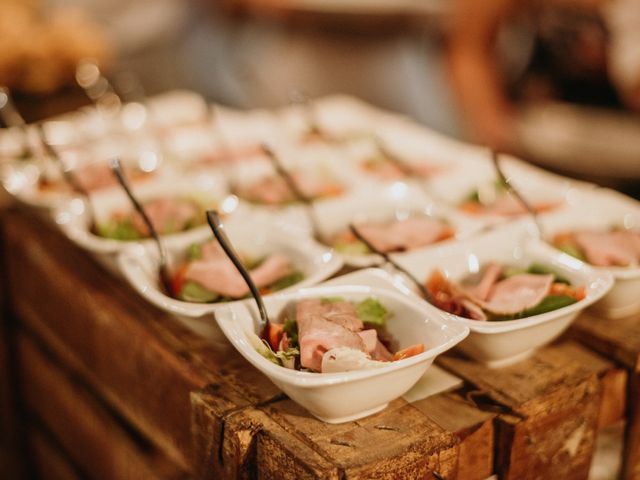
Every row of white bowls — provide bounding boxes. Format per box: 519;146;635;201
46;171;637;422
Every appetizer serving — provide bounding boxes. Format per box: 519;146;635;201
171;239;304;303
426;262;585;321
235;173;344;206
96;196;210;240
359;153;440;181
459;179;558;217
552;228;640;267
330;216;455;255
253;296;425;373
39;161;152;194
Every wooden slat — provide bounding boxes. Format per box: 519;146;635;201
624;372;640;480
413;392;495;480
192;390;474;479
438;342;602;480
28;425;84;480
17;330;189;480
3;209;279;470
571;311;640;372
261;397;459;479
571;311;640;478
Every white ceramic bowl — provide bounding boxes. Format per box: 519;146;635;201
53;170;232;271
392;220;614;367
428;153;594;223
215;283;469;423
540;187;640;318
312;182;486;267
117;214;343;319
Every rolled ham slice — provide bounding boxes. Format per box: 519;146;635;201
131;197;199;236
462;263;502;301
296;299;367;371
184;253;293;298
354;217;452;253
296;299;363;332
239;173;343;205
574;230;640;267
476;273;554;315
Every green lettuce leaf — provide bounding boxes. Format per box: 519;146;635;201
356;297;389;326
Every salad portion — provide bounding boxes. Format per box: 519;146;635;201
552;228;640;267
254;297;425;373
426;262;585;321
39;161;152;194
172;239;304;303
459;179;558;217
235;173;344;206
359;153;439;181
97;196;210;240
331;216;455;255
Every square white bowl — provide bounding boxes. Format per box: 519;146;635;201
540;187;640;318
312;181;487;267
214;282;469;423
52;170;232;271
391;220;614;367
117;213;344;319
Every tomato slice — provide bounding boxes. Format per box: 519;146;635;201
268;323;284;351
393;344;425;361
171;263;190;297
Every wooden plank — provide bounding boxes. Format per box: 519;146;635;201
413;392;495;480
259;398;459;479
570;311;640;478
3;209;279;470
28;425;84;480
624;372;640;480
438;341;602;480
17;330;189;480
571;311;640;372
193;390;472;480
0;210;26;480
556;341;627;428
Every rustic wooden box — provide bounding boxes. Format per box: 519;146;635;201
1;207;635;479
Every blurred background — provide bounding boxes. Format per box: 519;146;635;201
1;0;638;193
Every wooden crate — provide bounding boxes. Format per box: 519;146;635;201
571;311;640;479
1;207;635;479
16;330;188;479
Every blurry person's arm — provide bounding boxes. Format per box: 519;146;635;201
447;0;519;152
605;0;640;111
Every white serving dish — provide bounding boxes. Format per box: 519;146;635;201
392;220;614;367
215;283;469;423
313;181;486;267
428;152;594;224
53;170;232;271
117;213;343;319
540;187;640;318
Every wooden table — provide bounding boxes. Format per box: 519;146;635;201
1;206;638;479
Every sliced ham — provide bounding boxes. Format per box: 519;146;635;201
296;299;367;371
357;329;378;353
574;230;640;267
239;173;343;205
131;197;199;236
427;268;555;319
250;254;293;289
238;176;294;205
370;339;394;361
462;263;502;301
183;253;293;298
295;299;363;332
465;192;560;217
353;217;453;253
477;273;554;315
